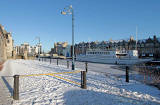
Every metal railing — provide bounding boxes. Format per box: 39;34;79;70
13;70;87;100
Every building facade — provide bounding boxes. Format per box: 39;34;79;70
75;35;160;59
15;43;42;57
0;24;14;61
50;42;71;57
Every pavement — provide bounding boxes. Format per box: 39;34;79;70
0;77;13;105
0;61;13;105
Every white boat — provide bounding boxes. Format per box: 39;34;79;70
76;49;152;65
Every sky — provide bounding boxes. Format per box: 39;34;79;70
0;0;160;52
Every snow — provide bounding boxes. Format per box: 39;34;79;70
1;59;160;105
0;61;13;104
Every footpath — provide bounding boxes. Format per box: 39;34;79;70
0;61;13;105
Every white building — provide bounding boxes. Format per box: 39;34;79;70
15;43;42;56
62;45;71;57
50;42;71;57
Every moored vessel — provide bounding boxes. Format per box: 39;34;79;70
76;49;152;65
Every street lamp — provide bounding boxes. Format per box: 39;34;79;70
61;5;75;70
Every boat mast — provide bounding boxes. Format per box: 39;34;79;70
88;38;90;50
136;26;138;50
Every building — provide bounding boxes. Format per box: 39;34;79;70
0;24;14;61
15;43;42;57
138;36;160;59
6;32;13;58
50;42;71;57
75;35;160;59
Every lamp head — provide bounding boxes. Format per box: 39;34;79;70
69;5;72;9
61;11;66;15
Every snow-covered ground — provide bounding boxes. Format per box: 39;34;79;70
1;59;160;105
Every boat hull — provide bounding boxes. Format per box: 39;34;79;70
76;55;152;65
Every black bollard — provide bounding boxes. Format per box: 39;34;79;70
57;59;59;65
81;71;87;89
85;62;88;72
67;61;69;69
126;66;129;82
13;75;19;100
50;58;51;64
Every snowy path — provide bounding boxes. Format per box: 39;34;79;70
3;60;160;105
0;61;13;105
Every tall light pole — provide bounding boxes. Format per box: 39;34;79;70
61;5;75;70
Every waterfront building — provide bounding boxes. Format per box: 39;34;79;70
138;36;160;59
75;35;160;59
50;42;71;57
0;24;14;61
5;32;13;58
15;43;42;56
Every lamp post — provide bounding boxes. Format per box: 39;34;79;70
61;5;75;70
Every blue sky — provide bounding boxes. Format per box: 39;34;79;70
0;0;160;51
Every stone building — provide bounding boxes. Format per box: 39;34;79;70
75;35;160;59
15;43;41;57
50;42;71;57
6;32;13;58
0;24;13;61
138;36;160;59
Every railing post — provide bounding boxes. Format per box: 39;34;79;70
13;75;19;100
67;61;69;69
81;71;87;89
85;62;88;72
57;59;59;65
50;58;51;64
126;66;129;82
